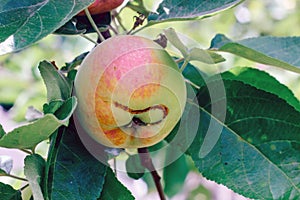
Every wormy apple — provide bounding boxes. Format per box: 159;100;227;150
74;35;186;148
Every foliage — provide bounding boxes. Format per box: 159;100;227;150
0;0;300;199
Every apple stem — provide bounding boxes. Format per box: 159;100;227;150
84;8;105;42
138;147;166;200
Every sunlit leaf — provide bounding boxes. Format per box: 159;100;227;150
24;154;46;200
164;28;225;64
148;0;243;22
0;97;77;149
38;61;72;102
0;0;94;54
210;34;300;73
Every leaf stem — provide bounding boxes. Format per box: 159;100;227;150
6;174;28;182
84;9;105;42
80;34;98;45
109;25;118;35
185;79;200;89
20;183;29;191
180;59;189;72
175;57;185;63
138;147;165;200
112;10;127;32
20;149;32;154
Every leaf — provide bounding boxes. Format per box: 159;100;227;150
0;0;94;54
0;182;22;200
126;154;145;180
46;119;107;200
55;12;111;35
0;155;13;174
0;124;5;138
222;67;300;112
148;0;243;22
164;28;188;57
0;169;7;176
0;114;64;149
186;75;300;199
24;154;46;200
38;61;72;102
53;20;86;35
43;100;64;115
210;34;300;73
164;28;225;64
99;168;134;200
52;96;77;121
61;52;88;72
189;47;225;64
0;97;76;149
125;0;150;16
163;152;188;197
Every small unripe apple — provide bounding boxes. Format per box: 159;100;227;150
77;0;124;16
74;35;186;148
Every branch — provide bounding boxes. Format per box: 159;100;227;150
138;147;166;200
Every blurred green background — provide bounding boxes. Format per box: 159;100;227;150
0;0;299;199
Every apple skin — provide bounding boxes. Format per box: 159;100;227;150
77;0;124;16
74;35;186;148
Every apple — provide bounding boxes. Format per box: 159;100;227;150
74;35;187;148
77;0;124;16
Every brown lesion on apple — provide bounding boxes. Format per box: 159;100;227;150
114;102;169;126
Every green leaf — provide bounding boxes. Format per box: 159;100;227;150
61;52;88;73
164;28;225;64
0;0;94;54
0;97;76;149
24;154;46;200
222;67;300;112
0;169;7;176
53;20;86;35
0;124;5;138
52;96;77;122
164;28;188;57
189;47;225;64
0;182;22;200
210;34;300;73
38;61;72;102
125;0;150;16
55;12;111;35
99;168;134;200
148;0;243;22
126;154;145;180
0;114;64;149
43;100;64;115
163;152;188;197
46;120;107;200
187;75;300;199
